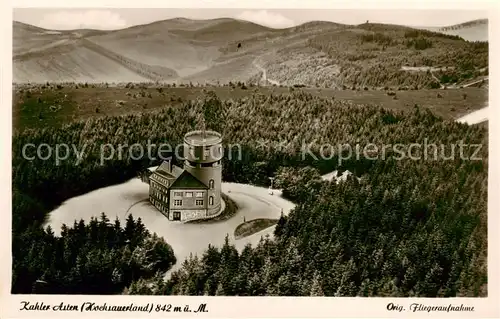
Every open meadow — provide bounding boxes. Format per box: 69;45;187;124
13;83;488;131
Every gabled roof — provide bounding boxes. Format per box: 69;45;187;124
169;170;208;189
171;165;184;177
154;169;177;179
152;161;183;180
157;161;172;173
149;160;208;190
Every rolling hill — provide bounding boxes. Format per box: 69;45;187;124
436;19;488;42
13;18;488;88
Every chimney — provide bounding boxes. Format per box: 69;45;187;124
165;156;172;172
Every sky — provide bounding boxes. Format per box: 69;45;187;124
13;8;488;30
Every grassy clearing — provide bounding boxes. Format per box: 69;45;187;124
13;84;487;131
234;218;279;240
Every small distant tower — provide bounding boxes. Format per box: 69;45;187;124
183;130;223;217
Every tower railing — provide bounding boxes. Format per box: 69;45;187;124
184;130;222;146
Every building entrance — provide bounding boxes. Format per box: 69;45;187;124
173;211;181;221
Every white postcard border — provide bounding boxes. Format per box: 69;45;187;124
1;1;499;318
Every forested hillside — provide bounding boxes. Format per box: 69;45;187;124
12;92;487;296
262;24;488;88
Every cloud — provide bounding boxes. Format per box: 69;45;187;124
236;10;295;29
38;10;127;30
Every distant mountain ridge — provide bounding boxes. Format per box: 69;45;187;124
12;18;488;85
438;19;488;31
420;18;488;42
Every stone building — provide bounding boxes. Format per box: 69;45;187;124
147;130;223;222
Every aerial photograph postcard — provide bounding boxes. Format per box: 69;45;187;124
2;3;498;318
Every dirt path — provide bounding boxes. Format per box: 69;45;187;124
400;65;488;90
437;76;488;90
430;71;445;89
252;56;280;86
462;77;488;88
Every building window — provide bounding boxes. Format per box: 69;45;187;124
196;200;204;206
174;191;183;197
173;211;181;221
185;192;193;198
196;192;204;198
174;199;182;206
209;179;214;189
209;196;214;205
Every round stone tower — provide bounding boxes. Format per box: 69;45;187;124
183;130;223;216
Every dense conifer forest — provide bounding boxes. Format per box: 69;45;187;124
12;91;487;296
14;214;176;294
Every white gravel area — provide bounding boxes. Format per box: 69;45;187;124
321;170;356;183
45;178;295;278
456;106;488;125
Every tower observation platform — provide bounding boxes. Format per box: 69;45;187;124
183;130;223;217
